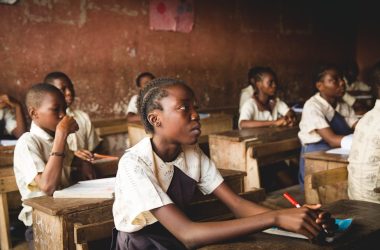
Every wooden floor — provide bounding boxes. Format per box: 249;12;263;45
9;185;304;250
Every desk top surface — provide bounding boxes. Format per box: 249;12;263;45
304;151;349;163
209;126;299;142
23;169;245;216
200;199;380;250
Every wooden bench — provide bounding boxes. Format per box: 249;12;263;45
303;151;348;204
210;127;301;191
309;167;348;204
74;219;114;250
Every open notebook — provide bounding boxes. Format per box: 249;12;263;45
53;177;115;198
263;218;353;243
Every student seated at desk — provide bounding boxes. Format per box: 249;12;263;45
0;93;26;139
111;78;335;250
239;66;263;112
348;60;380;204
238;67;296;129
44;72;102;172
342;62;373;116
13;83;95;248
126;71;155;122
298;65;358;186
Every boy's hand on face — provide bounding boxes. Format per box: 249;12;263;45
75;149;95;162
56;115;79;136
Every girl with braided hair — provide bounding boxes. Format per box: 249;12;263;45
111;77;335;250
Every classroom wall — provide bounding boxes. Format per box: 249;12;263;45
356;1;380;82
0;0;358;119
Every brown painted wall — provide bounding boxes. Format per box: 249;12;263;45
0;0;357;120
356;1;380;82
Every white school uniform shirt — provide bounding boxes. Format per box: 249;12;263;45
126;94;139;114
238;97;290;129
13;122;74;226
298;93;358;145
113;137;224;233
239;85;254;112
0;107;17;136
66;107;101;152
347;100;380;203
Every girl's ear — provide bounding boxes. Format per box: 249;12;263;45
147;111;161;128
28;107;37;120
316;81;323;92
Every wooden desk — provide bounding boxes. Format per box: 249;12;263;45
0;145;17;250
209;126;301;191
24;169;263;250
200;199;380;250
127;113;234;147
304;151;349;204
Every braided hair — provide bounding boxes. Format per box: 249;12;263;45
251;67;277;92
137;77;188;133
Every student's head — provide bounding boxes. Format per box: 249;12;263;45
369;60;380;98
44;71;75;107
135;72;155;89
248;66;265;86
251;67;277;97
314;65;345;99
137;77;200;145
26;83;67;134
343;62;359;84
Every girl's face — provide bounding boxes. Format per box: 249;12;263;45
154;84;201;145
256;73;277;96
51;78;75;107
31;92;67;134
316;69;345;98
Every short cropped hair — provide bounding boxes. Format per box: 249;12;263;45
25;83;64;109
135;72;155;87
137;77;193;133
312;64;343;84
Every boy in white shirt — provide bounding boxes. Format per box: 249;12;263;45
13;83;79;248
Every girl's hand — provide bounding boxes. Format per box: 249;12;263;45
274;117;288;127
273;205;323;240
75;149;95;162
304;205;337;234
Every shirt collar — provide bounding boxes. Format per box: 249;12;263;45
66;107;74;116
30;122;54;141
315;92;344;110
374;99;380;110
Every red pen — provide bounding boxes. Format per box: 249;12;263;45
283;192;301;208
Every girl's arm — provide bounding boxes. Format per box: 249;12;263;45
239;118;287;129
315;127;344;148
151;183;325;249
34;116;78;195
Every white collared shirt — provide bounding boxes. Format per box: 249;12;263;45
348;100;380;203
126;94;139;114
239;85;254;112
66;108;101;151
13;122;74;226
298;93;358;145
238;97;290;129
0;107;17;136
113;137;224;232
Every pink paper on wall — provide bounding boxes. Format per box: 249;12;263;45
150;0;194;33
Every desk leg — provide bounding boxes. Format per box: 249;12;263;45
0;193;11;250
245;147;261;191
